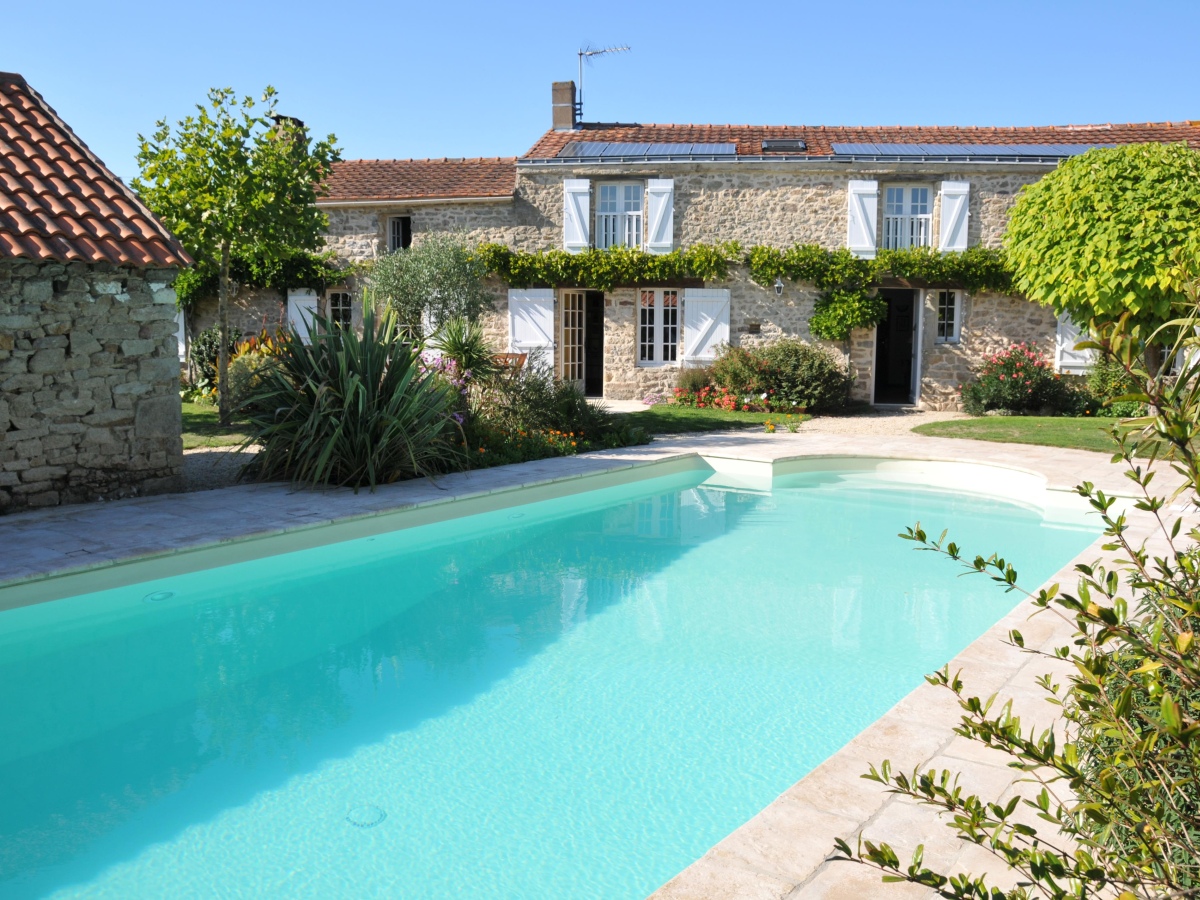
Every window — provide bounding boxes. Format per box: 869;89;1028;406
596;183;643;249
936;290;961;343
388;216;412;252
328;291;353;329
882;185;932;249
638;289;679;365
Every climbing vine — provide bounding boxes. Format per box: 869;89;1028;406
475;243;1013;341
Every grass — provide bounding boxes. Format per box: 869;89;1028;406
912;415;1121;453
181;401;254;450
615;404;810;434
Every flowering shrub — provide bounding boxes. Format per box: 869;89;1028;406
700;339;851;413
671;385;785;412
961;342;1083;416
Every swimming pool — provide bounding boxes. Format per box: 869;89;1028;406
0;460;1098;898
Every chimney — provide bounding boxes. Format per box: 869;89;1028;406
552;81;577;131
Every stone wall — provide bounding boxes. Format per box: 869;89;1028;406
192;287;288;340
319;162;1056;405
0;259;184;512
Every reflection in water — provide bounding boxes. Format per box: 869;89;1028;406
0;472;1097;898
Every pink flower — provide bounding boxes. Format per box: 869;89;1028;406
998;374;1005;380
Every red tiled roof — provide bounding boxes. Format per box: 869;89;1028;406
524;121;1200;158
322;157;516;203
0;72;190;267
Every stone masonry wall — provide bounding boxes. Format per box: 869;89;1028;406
318;162;1054;404
0;259;184;512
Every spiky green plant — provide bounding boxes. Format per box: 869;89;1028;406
241;308;463;489
430;316;499;383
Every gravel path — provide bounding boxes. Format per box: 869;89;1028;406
799;407;968;434
182;447;258;493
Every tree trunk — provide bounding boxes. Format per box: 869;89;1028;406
217;242;232;426
1145;342;1166;379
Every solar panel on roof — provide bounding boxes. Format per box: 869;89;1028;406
830;142;1113;157
557;141;737;158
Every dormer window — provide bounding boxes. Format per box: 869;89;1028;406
595;183;643;249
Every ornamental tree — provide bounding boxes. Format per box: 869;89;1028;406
370;233;493;338
1005;142;1200;373
134;87;339;423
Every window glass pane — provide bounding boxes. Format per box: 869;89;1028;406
639;290;655;362
598;184;618;213
661;290;678;362
329;292;352;329
937;290;956;340
623;184;643;213
885;187;904;216
911;188;930;215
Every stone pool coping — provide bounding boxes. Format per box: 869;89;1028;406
0;432;1185;897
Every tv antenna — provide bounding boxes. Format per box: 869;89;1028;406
577;44;630;123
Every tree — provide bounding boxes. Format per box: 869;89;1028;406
369;232;493;338
1005;142;1200;374
134;87;339;423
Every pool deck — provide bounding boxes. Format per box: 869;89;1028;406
0;431;1188;897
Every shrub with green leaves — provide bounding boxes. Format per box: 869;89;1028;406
961;343;1080;416
676;365;712;394
370;233;492;337
708;338;852;413
191;324;242;388
240;308;462;489
430;316;498;383
836;304;1200;896
1087;354;1145;418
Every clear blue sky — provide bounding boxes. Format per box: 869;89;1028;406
6;0;1198;178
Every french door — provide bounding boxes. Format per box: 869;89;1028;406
561;290;586;387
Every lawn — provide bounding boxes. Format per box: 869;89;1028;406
615;404;808;434
181;401;254;450
912;416;1122;453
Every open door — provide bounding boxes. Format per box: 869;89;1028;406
584;292;604;397
873;289;917;404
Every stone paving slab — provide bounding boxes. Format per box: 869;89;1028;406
0;431;1184;897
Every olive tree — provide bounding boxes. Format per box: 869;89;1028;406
134;87;339;423
1005;142;1200;374
369;232;493;338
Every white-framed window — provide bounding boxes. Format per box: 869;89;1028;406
935;290;962;343
596;183;643;249
883;185;932;250
328;291;353;329
388;216;412;252
638;288;679;365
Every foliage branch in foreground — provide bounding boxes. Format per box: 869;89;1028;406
476;243;1012;341
834;298;1200;896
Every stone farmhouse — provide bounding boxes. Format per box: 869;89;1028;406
242;82;1198;406
0;73;189;512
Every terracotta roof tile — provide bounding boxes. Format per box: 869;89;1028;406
523;121;1200;158
322;157;516;203
0;71;190;267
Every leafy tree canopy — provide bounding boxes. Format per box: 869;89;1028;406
133;86;339;421
370;232;493;337
1005;142;1200;345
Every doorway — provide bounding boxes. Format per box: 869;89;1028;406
560;290;605;397
873;289;917;404
584;292;604;397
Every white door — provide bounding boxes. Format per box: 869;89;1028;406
287;289;319;345
560;290;585;387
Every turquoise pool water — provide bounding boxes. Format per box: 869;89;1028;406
0;469;1098;899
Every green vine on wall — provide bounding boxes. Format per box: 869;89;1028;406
175;249;349;309
475;243;1013;341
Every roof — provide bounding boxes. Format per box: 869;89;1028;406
0;72;190;267
524;121;1200;161
321;157;516;203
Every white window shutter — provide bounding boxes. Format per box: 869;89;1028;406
682;288;730;365
846;180;878;259
287;289;319;345
562;179;590;253
1055;313;1095;374
938;181;970;252
644;179;675;254
508;288;556;370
